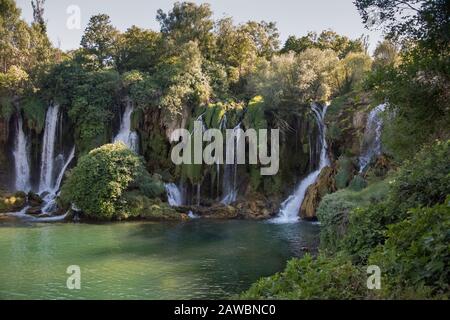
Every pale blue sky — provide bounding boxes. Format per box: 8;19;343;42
17;0;384;53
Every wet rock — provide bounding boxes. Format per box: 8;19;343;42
27;192;43;207
0;192;27;213
26;206;42;215
300;166;336;220
234;192;279;220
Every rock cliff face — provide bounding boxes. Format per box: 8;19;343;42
300;166;336;220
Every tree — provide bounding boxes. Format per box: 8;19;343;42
281;30;365;58
281;33;316;54
215;18;258;83
354;0;449;50
115;26;162;72
372;39;399;68
157;41;211;117
157;2;214;56
249;48;340;106
333;52;372;93
80;14;119;67
242;21;280;59
0;0;31;73
31;0;46;33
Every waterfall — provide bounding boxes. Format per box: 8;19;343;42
359;103;386;173
53;147;75;193
221;122;242;205
272;103;330;224
39;104;60;193
216;114;227;196
41;146;76;214
165;183;183;206
114;102;139;153
13;115;31;191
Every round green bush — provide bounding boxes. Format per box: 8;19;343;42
61;142;164;220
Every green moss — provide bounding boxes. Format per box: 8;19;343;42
22;96;47;134
244;96;267;131
119;191;183;221
0;96;14;120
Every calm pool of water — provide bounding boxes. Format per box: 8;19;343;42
0;219;319;299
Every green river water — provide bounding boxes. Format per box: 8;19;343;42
0;218;319;299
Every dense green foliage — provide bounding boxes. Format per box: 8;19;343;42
240;1;449;299
1;0;448;300
369;199;450;297
61;143;164;220
240;253;369;299
243;140;450;299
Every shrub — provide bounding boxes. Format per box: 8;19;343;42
317;193;354;252
61;142;164;220
369;198;450;298
317;180;389;253
348;175;367;191
334;156;354;189
342;203;392;264
240;253;370;300
388;140;450;212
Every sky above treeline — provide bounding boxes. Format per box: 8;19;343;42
17;0;384;53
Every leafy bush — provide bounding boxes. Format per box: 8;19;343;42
389;140;450;213
318;180;389;253
342;203;392;264
348;175;367;191
61;142;164;220
334;156;354;189
369;199;450;298
240;253;369;300
317;193;354;252
341;140;450;264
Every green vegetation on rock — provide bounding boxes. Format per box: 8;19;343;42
60;142;165;220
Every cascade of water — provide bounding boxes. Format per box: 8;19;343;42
13;115;31;191
216;114;227;196
165;183;183;206
272;103;330;224
196;183;201;206
41;146;76;214
114;102;139;153
39;104;60;193
53;147;75;193
221;122;242;204
359;103;386;173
